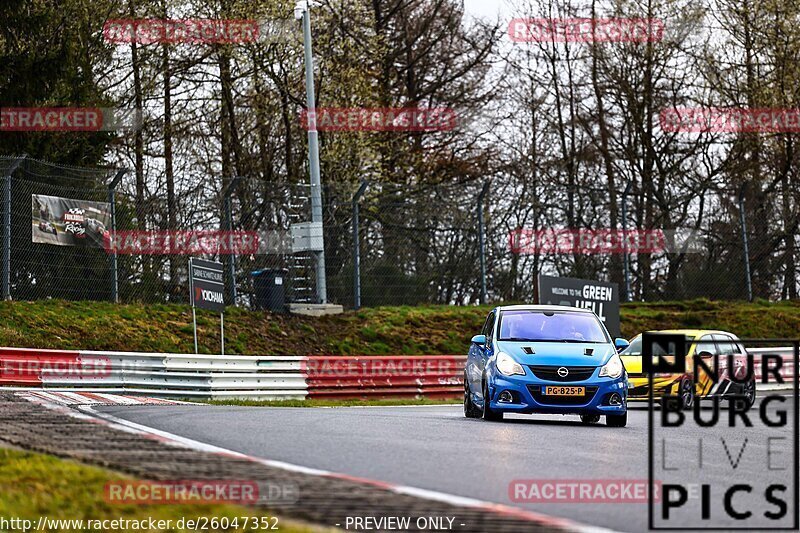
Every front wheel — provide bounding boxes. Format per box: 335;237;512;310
606;412;627;427
482;380;504;422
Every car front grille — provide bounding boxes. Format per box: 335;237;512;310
528;365;596;382
527;385;599;405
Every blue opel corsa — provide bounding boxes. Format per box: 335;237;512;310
464;305;629;427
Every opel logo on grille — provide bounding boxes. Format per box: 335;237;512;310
557;367;569;378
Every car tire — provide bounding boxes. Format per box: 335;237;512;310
463;374;481;419
679;377;694;410
482;380;504;422
728;378;757;409
743;378;756;408
580;414;600;424
606;412;627;427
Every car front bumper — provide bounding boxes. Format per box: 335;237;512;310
487;372;628;415
626;375;683;401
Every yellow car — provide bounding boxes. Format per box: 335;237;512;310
620;329;756;408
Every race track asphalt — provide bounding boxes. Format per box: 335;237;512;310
98;396;798;533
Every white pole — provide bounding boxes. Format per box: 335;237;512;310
190;258;198;354
298;1;326;303
192;307;198;354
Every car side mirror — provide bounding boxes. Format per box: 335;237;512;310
698;351;714;359
471;334;486;346
614;338;630;352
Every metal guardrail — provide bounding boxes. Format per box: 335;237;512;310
747;347;796;387
0;348;465;400
0;347;793;401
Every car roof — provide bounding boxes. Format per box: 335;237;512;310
495;304;595;314
632;329;734;338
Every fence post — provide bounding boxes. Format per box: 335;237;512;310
477;182;490;304
621;181;633;302
2;155;26;301
738;184;753;302
352;180;369;310
222;176;242;306
107;169;127;303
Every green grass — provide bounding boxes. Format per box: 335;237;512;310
202;398;461;408
0;298;798;356
0;448;315;532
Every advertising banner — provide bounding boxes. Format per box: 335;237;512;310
31;194;111;247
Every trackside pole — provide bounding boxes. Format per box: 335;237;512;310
2;155;26;301
299;1;327;304
220;312;225;355
477;182;489;304
738;184;753;302
621;181;633;302
192;307;198;354
108;169;127;303
190;257;198;354
352;180;368;310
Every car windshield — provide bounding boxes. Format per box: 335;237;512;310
621;335;641;355
497;310;609;343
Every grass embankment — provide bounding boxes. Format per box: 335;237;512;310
0;448;316;532
0;299;798;356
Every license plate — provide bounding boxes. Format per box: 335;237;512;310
544;386;585;396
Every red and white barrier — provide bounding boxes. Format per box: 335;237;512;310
0;347;466;400
304;356;464;399
1;347;794;400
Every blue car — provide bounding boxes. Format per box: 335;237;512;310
464;305;630;427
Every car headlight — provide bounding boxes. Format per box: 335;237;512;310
496;352;525;376
599;353;624;379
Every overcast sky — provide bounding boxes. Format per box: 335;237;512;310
463;0;509;24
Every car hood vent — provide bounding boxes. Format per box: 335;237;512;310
584;348;594;356
522;346;535;355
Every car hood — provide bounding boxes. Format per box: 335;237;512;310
620;353;682;375
620;353;642;374
496;340;616;367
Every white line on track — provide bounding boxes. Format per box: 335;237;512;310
78;404;619;533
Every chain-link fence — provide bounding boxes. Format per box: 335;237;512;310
1;156;793;308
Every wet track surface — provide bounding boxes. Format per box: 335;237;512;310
99;396;798;532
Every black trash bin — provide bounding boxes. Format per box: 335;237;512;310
252;269;288;312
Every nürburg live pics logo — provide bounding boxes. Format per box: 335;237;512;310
645;332;799;530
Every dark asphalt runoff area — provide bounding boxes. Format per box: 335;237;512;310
98;394;798;533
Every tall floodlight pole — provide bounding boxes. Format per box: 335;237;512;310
621;181;633;302
296;0;326;303
738;184;753;302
